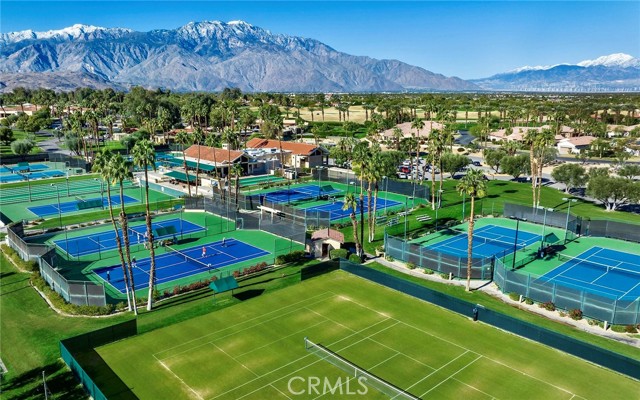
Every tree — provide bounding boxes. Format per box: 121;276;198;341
10;139;34;159
618;164;640;180
587;175;639;212
456;169;487;291
551;163;587;193
132;139;158;311
484;148;507;173
500;154;531;180
231;163;243;207
109;154;137;314
174;131;192;196
0;127;14;145
93;149;133;312
193;128;205;196
501;140;519;156
342;193;362;257
441;153;470;178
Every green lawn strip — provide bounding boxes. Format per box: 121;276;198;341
365;261;639;359
26;191;182;229
0;251;132;399
97;270;638;399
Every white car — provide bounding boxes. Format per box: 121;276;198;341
397;172;408;179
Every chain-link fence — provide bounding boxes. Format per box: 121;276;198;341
324;168;430;200
39;249;107;306
583;219;640;243
384;232;494;280
493;257;639;325
504;203;581;243
60;319;137;400
6;221;51;261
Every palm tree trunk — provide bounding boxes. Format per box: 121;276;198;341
144;168;157;311
431;166;436;210
195;145;201;196
351;213;361;256
466;196;475;292
107;185;132;310
181;151;192;197
371;183;379;242
366;181;373;242
119;183;137;315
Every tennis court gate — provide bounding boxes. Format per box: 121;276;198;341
493;257;639;325
323;168;430;199
38;249;107;306
384;232;494;280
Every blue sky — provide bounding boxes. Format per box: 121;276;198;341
1;1;638;79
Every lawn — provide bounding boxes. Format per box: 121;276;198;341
97;270;638;399
0;251;133;399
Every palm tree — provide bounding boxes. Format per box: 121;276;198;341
174;131;192;196
456;169;487;292
534;128;556;207
193;127;205;196
427;129;444;210
132;139;158;311
366;147;384;242
93;150;133;311
231;163;243;207
411;118;425;196
205;134;223;196
109;154;138;314
342;193;362;257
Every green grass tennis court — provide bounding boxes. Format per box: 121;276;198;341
96;271;637;399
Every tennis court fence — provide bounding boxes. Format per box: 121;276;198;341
60;319;137;400
493;257;640;325
384;232;494;280
323;167;430;199
6;221;51;261
39;249;107;306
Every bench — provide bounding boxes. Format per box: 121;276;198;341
397;211;412;217
416;215;432;222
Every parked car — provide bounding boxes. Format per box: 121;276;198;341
397;172;408;179
472;161;482;166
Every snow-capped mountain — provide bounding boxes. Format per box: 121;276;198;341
0;21;478;92
472;53;640;92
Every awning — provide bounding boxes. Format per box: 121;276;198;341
165;170;197;183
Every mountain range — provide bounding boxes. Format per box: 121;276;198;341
0;21;477;93
0;21;638;93
471;53;640;92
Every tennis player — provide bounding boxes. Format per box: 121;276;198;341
202;246;207;258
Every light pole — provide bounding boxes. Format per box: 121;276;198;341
510;216;526;270
382;176;388;214
26;175;32;201
536;206;553;253
562;197;577;243
51;184;62;229
65;170;70;196
94;178;104;209
403;196;414;241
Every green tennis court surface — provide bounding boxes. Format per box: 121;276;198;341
97;271;635;399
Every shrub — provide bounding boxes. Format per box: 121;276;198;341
440;273;449;280
423;268;434;275
385;255;394;262
558;311;566;318
30;272;115;315
1;244;38;272
348;254;362;264
624;325;638;333
329;248;349;260
406;262;417;270
540;301;555;311
569;309;583;320
524;298;534;305
275;250;306;265
508;292;520;301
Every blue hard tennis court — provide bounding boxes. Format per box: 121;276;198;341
261;184;342;204
94;238;270;293
425;225;541;259
54;218;205;257
28;195;137;217
300;197;402;221
538;247;640;300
